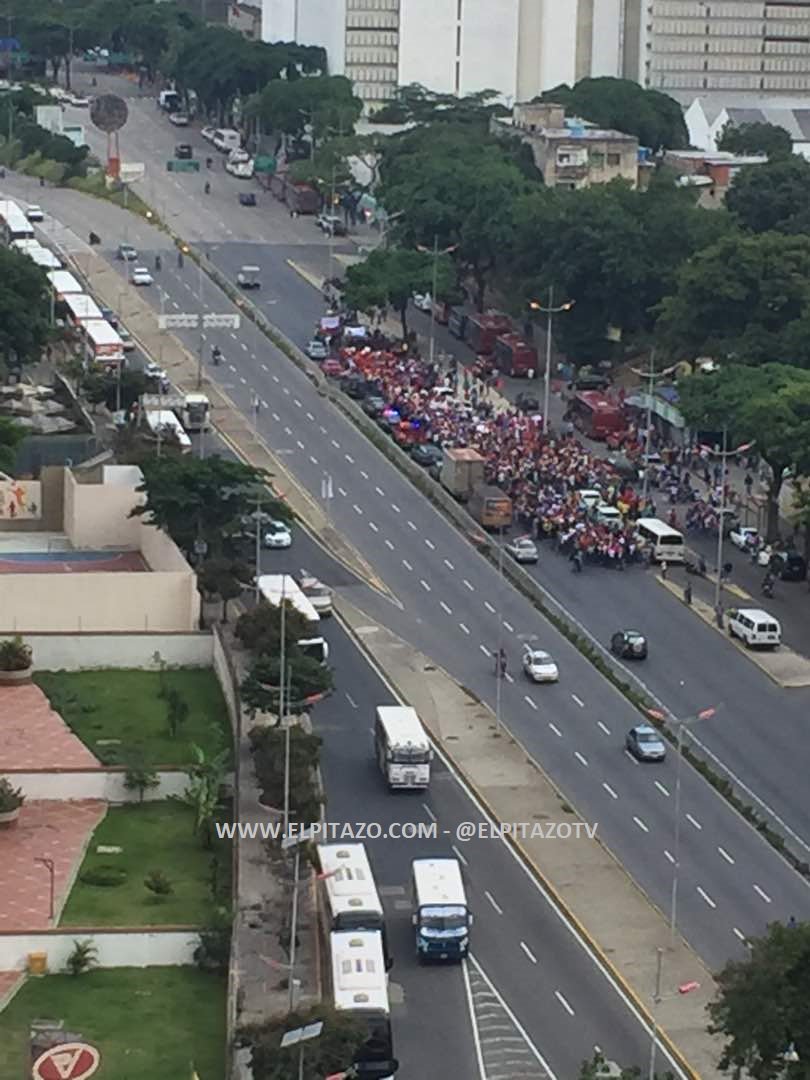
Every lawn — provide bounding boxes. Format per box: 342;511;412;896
0;967;225;1080
34;668;232;767
60;802;231;928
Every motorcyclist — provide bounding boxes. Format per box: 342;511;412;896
154;253;162;271
211;345;222;366
762;571;775;597
204;181;211;195
206;157;213;169
495;647;507;677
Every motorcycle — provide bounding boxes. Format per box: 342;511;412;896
762;576;775;599
88;232;101;245
685;556;707;576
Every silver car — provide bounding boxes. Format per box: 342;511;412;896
522;647;559;683
625;724;666;762
306;339;329;360
506;536;538;563
263;520;292;549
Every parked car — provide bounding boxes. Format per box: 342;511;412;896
306;339;329;360
168;112;190;126
299;571;333;615
505;536;539;564
116;243;138;261
25;204;44;222
238;192;256;207
263;520;292;549
412;292;432;312
118;327;135;352
625;724;666;762
175;143;193;159
770;550;807;582
515;391;540;414
522;647;559;683
131;266;153;286
729;525;758;551
611;629;648;660
68;95;89;107
410;443;443;467
317;213;346;236
201;126;216;142
237;265;261;289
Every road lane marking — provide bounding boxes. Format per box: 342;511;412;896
241;342;247;351
480;645;491;657
602;782;618;799
504;672;514;683
320;426;327;434
296;440;305;450
261;363;269;372
305;411;314;420
345;453;354;463
524;695;537;710
459;623;470;634
422;803;436;822
293;398;301;407
425;538;436;550
402;559;413;571
574;751;588;767
272;374;279;382
239;375;247;384
420;579;431;592
520;942;537;964
440;601;452;614
284;427;292;435
686;813;702;830
384;539;394;550
664;850;675;864
452;845;468;866
375;486;385;496
407;520;417;531
484;601;496;613
633;816;649;833
697;887;716;909
391;503;401;513
503;620;514;632
345;693;358;709
271;412;280;422
463;579;475;590
261;400;269;409
444;559;455;570
331;439;340;448
360;470;369;480
337;487;347;497
753;884;772;903
353;504;363;515
718;846;735;865
309;455;317;465
624;750;639;765
228;363;237;373
597;721;611;736
283;386;290;394
733;927;747;944
368;522;379;532
654;781;670;798
548;722;562;738
554;991;575;1017
571;694;585;708
484;891;503;915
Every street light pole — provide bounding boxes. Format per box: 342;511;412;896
529;290;575;436
714;425;728;612
495;526;505;732
647;947;664;1080
288;841;300;1012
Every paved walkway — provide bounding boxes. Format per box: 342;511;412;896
337;595;725;1080
0;799;107;930
1;685;100;770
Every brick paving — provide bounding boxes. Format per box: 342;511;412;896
0;971;24;1006
0;800;107;930
0;685;100;770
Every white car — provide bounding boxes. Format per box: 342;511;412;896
201;126;216;142
578;488;601;510
263;520;292;549
26;205;44;222
131;266;153;286
413;292;432;312
300;571;333;615
306;339;329;360
169;112;190;126
505;536;538;563
68;95;90;107
730;525;758;551
522;647;559;683
595;504;622;528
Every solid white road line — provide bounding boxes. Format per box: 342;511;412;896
602;782;618;800
554;991;575;1017
697;886;716;909
753;884;772;903
574;751;588;767
633;816;649;833
459;623;470;635
718;846;735;865
520;942;537;964
484;891;503;915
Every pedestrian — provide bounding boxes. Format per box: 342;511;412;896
661;559;668;580
177;249;184;268
684;581;692;606
154;253;162;271
788;915;798;929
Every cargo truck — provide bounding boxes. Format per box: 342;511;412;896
464;312;512;355
494;333;538;378
467;485;513;530
440;447;486;504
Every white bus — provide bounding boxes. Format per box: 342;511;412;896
329;931;395;1076
0;200;35;244
411;858;472;963
144;410;192;453
258;574;328;664
317;843;385;938
374;706;432;791
635;517;685;563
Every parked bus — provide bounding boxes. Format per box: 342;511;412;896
318;844;385;937
82;319;125;369
47;269;83;297
570;390;624;441
635;517;685;563
25;245;61;270
64;294;104;325
328;931;395;1078
411;858;472;963
143;410;192;453
0;200;35;244
374;706;432;791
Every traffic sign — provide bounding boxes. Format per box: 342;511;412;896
158;313;199;330
203;313;241;330
32;1043;101;1080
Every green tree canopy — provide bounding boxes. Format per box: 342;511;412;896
0;417;26;474
131;456;266;559
342;247;453;338
656;231;810;366
708;919;810;1079
235;599;313;658
725;156;810;235
717;121;793;160
247;726;324;826
253;75;362;145
0;248;51;367
540;77;688;149
370;83;506;129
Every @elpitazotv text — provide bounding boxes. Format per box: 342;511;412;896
215;820;599;842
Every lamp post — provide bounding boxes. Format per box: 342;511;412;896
648;949;700;1080
648;706;717;943
34;857;55;922
280;1018;323;1080
705;433;755;612
495;525;505;732
529;288;575;435
417;237;457;366
629;354;678;509
281;826;318;1015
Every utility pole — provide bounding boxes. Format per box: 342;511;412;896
417;237;457;366
529;289;575;435
647;947;664;1080
630;353;678;508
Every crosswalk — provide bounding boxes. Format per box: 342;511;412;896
464;954;556;1079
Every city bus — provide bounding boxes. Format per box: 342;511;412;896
328;931;396;1079
143;410;192;453
0;200;35;244
411;858;472;963
317;844;386;942
635;517;685;563
374;706;432;791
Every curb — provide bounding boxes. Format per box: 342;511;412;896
336;599;705;1080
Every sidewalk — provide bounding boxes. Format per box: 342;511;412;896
337;596;725;1080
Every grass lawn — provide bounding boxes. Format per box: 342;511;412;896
0;967;225;1080
34;668;231;767
60;802;231;928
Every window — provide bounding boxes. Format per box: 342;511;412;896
607;152;621;166
590;151;605;167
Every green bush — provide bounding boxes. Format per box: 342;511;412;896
79;865;128;888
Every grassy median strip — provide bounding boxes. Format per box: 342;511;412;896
0;967;225;1080
60;802;230;928
34;668;231;767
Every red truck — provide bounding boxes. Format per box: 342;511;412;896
285;181;320;214
464;312;512;355
494;333;538;378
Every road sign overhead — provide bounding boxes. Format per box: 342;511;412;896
32;1042;101;1080
158;313;199;330
203;313;241;330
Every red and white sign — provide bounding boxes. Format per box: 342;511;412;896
32;1043;101;1080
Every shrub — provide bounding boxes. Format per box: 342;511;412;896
79;865;128;888
0;777;24;813
0;635;32;671
144;869;174;898
65;938;98;976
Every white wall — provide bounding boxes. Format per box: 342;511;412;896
539;0;579;91
684;99;712;151
261;0;345;72
591;0;622;78
399;0;458;95
0;632;212;670
459;0;520;98
10;771;190;802
0;931;200;972
63;469;142;549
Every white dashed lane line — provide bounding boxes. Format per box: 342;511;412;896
624;750;639;766
718;846;735;865
260;363;268;372
732;927;747;943
480;645;491;657
345;453;354;464
384;539;394;550
664;850;675;865
633;816;649;833
309;454;318;465
375;486;385;496
484;601;496;613
360;470;369;480
686;814;702;831
504;672;514;683
391;503;401;513
463;579;475;591
296;440;305;450
420;580;431;592
293;398;301;407
571;694;585;708
444;559;454;570
485;891;503;915
337;487;347;497
402;559;413;571
228;363;237;372
753;884;772;903
554;991;575;1017
368;522;379;532
574;751;588;767
283;386;290;395
422;803;437;822
503;620;514;633
345;693;358;709
407;520;417;531
331;439;340;449
697;886;716;909
271;412;280;422
597;721;611;736
305;411;314;420
524;696;537;711
239;376;247;385
452;845;468;866
548;722;562;738
654;781;670;798
353;504;363;515
602;782;618;799
425;538;436;550
459;623;470;635
440;601;452;614
520;942;537;965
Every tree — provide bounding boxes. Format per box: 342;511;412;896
579;1051;674;1079
678;364;810;538
131;455;266;560
718;121;793;160
235;600;312;657
656;232;810;367
249;1003;367;1080
177;743;229;849
370;83;505;129
0;247;51;366
123;755;159;802
143;869;173;898
197;557;252;622
708;919;809;1079
342;247;453;337
726;156;810;235
253;74;362;149
241;652;333;718
540;77;688;150
248;725;323;825
0;417;25;474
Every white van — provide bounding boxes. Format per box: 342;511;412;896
727;608;781;649
212;128;241;152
